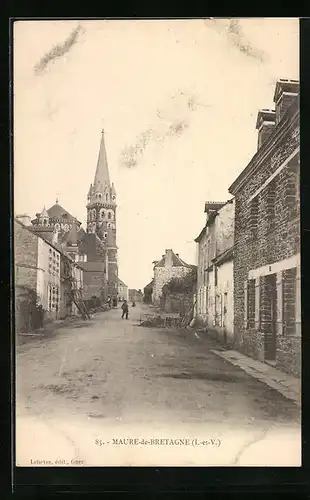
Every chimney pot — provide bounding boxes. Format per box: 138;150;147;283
273;79;299;125
165;249;173;268
256;109;276;149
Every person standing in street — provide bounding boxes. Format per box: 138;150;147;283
121;300;129;319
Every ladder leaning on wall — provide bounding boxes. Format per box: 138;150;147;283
70;287;91;320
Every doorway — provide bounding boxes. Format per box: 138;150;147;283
223;292;228;346
264;273;277;361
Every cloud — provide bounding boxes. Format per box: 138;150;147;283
34;25;82;75
167;119;189;137
120;128;155;168
205;19;266;63
227;20;266;62
120;90;210;168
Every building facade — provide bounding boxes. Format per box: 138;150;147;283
15;219;61;320
14;219;84;322
117;278;129;301
129;289;143;303
195;200;235;345
143;280;154;303
228;79;300;376
152;249;193;305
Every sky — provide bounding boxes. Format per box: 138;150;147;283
13;18;299;289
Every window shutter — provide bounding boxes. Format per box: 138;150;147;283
213;294;216;326
220;293;223;327
244;280;248;329
255;277;260;330
276;271;283;335
295;266;301;336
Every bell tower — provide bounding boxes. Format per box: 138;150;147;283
86;129;118;285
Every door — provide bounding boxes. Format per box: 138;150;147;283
223;292;228;345
264;274;277;361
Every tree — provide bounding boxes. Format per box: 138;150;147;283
163;267;197;295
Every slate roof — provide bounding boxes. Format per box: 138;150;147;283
93;129;111;191
116;277;127;287
144;279;154;291
78;261;105;272
154;250;192;268
47;203;80;223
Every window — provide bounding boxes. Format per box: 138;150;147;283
283;267;297;335
286;158;299;220
106;194;108;201
244;279;256;329
108;212;111;219
266;179;277;231
249;197;259;239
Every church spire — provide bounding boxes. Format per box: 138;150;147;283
94;129;110;191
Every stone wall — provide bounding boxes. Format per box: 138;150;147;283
231;95;300;376
14;220;38;292
82;271;106;300
153;266;192;304
161;291;194;317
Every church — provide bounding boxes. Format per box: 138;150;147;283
29;129;124;302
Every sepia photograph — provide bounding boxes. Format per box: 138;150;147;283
13;18;300;467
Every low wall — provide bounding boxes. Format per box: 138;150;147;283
160;291;194;317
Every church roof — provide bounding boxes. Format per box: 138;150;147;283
94;129;111;190
116;277;127;287
64;222;78;246
47;202;79;222
78;261;106;272
154;251;192;268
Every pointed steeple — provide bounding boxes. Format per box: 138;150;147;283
41;206;49;218
94;129;110;192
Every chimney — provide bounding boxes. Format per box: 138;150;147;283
256;109;276;149
273;79;299;125
165;249;173;268
15;214;31;226
176;253;179;257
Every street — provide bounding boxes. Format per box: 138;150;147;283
16;303;301;466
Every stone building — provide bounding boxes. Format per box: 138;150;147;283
143;280;154;303
195;199;235;345
128;289;143;303
228;79;300;376
151;249;193;305
14;219;84;324
117;278;128;301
